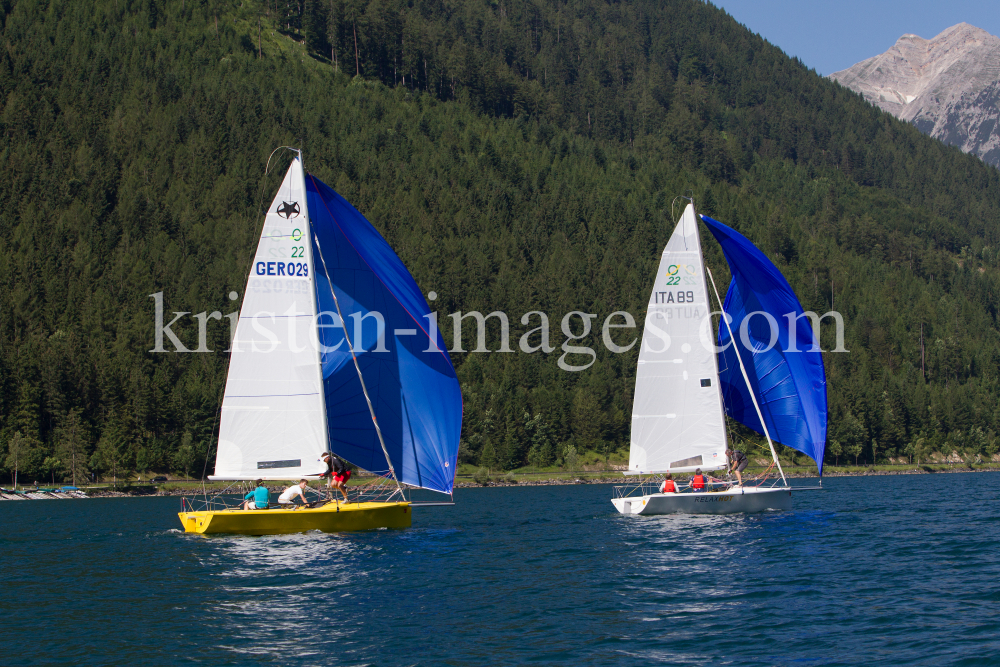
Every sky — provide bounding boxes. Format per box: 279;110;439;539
713;0;1000;76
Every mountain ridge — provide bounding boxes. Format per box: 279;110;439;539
830;23;1000;166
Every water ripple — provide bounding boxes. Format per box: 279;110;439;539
3;474;1000;665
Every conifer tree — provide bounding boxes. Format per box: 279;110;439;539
303;0;326;54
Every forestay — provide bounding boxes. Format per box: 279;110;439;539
629;203;728;474
213;158;329;480
701;214;828;474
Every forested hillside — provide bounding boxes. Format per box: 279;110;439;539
2;0;999;483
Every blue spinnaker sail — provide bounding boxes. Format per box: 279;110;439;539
700;215;828;474
306;174;462;494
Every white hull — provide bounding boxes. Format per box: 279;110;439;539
612;486;792;515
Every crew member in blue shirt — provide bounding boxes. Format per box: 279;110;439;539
242;480;270;510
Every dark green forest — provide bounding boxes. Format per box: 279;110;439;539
2;0;1000;483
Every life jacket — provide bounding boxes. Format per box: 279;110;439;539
332;457;347;475
660;479;676;493
692;475;705;490
321;456;346;477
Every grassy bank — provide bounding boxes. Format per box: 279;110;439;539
10;461;995;496
453;461;1000;487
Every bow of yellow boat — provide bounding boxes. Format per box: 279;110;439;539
178;501;412;535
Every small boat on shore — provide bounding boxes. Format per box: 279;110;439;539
1;487;89;500
180;150;461;535
612;201;826;515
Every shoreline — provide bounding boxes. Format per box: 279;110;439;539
452;464;1000;488
10;463;992;498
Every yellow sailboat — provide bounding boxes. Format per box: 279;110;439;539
179;500;412;535
180;150;461;535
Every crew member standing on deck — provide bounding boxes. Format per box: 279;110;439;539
320;452;352;503
726;449;749;486
330;456;351;503
320;452;334;499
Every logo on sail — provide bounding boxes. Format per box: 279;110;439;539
276;201;300;219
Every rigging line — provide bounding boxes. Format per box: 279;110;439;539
240;146;302;298
705;263;781;483
706;265;787;486
670;194;695;252
250;146;299;277
312;229;405;499
199;376;228;503
704;261;737;458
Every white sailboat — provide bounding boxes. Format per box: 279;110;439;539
611;202;826;515
180;150;462;535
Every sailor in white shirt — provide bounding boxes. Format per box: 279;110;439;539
277;480;310;507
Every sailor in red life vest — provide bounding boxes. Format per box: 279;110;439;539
659;473;677;494
690;468;707;491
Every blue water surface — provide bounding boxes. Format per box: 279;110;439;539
2;473;1000;666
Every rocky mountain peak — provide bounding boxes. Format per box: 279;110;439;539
830;23;1000;167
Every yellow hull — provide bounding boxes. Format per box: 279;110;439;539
177;501;412;535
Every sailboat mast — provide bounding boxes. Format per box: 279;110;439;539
705;266;787;485
690;204;732;468
295;150;338;486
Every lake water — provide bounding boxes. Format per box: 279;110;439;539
2;473;1000;665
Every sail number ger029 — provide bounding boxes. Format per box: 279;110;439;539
255;261;309;277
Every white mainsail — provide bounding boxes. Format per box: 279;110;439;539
212;157;329;480
628;203;728;473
